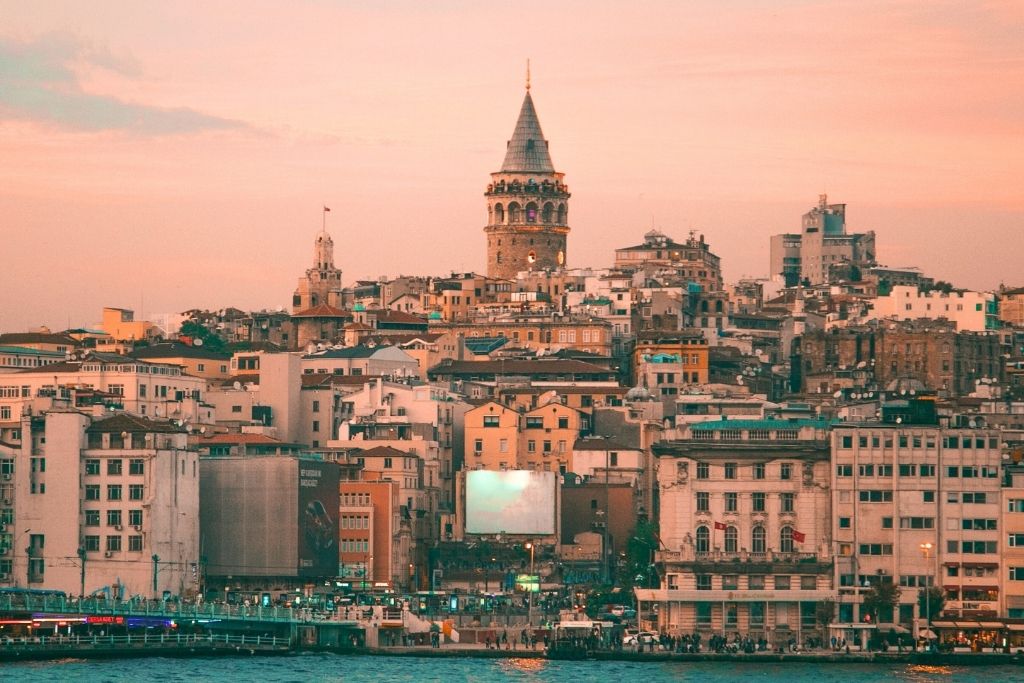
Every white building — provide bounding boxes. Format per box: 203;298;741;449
870;286;999;332
638;418;835;645
0;411;199;598
301;345;419;379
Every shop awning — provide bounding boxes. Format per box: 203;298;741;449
931;621;957;628
920;629;937;639
954;621;982;629
979;621;1004;629
1007;624;1024;632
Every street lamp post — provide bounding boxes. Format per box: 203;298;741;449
602;435;613;584
15;528;32;588
525;542;535;626
920;542;933;649
152;554;160;600
77;546;87;600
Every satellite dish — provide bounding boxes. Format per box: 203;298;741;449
200;426;207;434
968;419;977;428
120;431;129;439
233;381;242;390
909;389;916;395
833;391;843;399
194;338;203;347
736;375;744;383
895;417;902;424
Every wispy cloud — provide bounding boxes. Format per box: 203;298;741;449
0;32;246;134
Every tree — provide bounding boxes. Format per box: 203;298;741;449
179;320;226;352
917;586;945;624
815;599;835;644
622;517;659;593
862;581;901;624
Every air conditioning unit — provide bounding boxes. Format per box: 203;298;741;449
0;573;8;581
0;548;9;556
104;551;113;558
0;524;5;532
133;525;142;532
2;499;9;505
114;525;123;531
1;474;10;481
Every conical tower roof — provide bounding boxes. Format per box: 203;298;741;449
500;91;555;173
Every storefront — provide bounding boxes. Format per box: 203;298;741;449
932;620;1003;651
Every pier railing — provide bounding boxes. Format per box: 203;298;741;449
0;632;287;649
0;594;359;625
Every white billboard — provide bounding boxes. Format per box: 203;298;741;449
465;470;556;535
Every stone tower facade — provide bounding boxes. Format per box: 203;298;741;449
292;228;344;312
484;85;570;280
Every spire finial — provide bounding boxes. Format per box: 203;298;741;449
526;58;531;91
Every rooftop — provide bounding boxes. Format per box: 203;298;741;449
86;413;184;434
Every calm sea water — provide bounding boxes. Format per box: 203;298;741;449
3;654;1021;682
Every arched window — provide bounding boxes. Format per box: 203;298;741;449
700;300;709;313
696;526;710;553
724;526;738;553
496;252;502;264
525;202;538;223
715;300;724;313
311;294;318;306
780;526;794;553
557;203;567;224
542;202;554;223
752;525;766;554
493;203;504;224
508;202;521;223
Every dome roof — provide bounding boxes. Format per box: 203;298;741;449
626;383;653;401
428;311;442;320
352;303;366;312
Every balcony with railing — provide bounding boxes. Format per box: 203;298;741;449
657;548;832;573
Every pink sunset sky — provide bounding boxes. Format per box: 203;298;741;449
1;0;1021;332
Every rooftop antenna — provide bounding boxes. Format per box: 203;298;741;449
526;58;531;91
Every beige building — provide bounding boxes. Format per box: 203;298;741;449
0;411;198;598
131;342;233;381
101;307;157;342
614;229;723;292
639;418;834;645
0;332;79;354
1;350;211;428
464;401;521;471
832;421;1003;643
571;437;646;490
999;287;1024;328
431;316;612;356
1001;448;1024;634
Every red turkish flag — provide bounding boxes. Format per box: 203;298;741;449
792;530;806;543
713;521;727;531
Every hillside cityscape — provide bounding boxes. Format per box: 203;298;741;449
2;75;1024;663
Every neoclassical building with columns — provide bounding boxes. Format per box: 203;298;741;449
637;418;834;644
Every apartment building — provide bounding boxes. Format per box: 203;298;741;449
0;411;198;599
832;418;1004;645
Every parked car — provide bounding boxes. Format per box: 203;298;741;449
623;630;658;646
